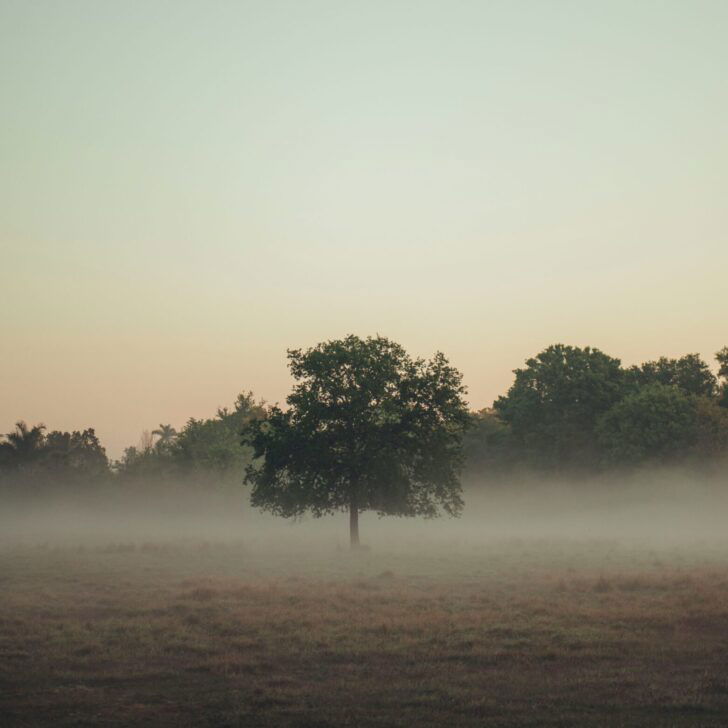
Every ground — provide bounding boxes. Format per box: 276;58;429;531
2;537;728;727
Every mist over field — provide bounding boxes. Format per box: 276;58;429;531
5;468;728;727
3;339;728;726
3;0;728;724
2;466;728;548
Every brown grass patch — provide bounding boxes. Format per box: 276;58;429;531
2;541;728;726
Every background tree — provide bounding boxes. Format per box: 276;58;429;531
152;424;177;452
691;396;728;459
0;421;46;470
627;353;717;398
175;393;265;475
716;347;728;408
596;384;699;465
717;347;728;380
493;345;625;469
0;422;110;493
462;408;514;475
115;393;266;485
243;335;470;548
43;428;108;481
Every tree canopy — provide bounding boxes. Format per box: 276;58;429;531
595;384;699;465
627;354;718;398
3;341;727;500
462;409;514;473
0;421;47;469
243;335;470;546
0;421;108;490
717;347;728;408
493;344;626;469
116;392;265;484
174;393;264;474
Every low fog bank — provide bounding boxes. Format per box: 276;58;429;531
1;465;727;550
461;466;728;543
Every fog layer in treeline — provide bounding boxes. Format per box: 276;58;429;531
1;343;727;533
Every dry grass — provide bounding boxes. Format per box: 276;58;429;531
2;539;728;726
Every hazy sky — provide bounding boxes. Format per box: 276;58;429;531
1;0;727;456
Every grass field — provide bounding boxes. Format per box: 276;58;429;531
3;535;728;727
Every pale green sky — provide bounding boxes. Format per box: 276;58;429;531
1;0;727;456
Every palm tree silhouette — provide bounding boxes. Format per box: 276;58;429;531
0;421;46;466
151;424;177;449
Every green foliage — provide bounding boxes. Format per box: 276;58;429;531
116;444;172;480
4;341;728;494
692;396;728;457
596;384;699;465
244;335;470;521
174;393;264;473
493;344;625;469
0;421;47;470
0;421;109;487
716;347;728;380
627;353;717;397
716;347;728;408
462;409;513;473
42;429;108;479
116;392;266;483
152;424;177;452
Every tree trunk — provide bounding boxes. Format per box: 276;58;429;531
349;501;360;549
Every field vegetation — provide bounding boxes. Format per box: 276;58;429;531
3;535;728;727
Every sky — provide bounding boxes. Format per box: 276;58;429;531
1;0;727;457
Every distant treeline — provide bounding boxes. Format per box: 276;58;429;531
0;393;266;495
468;344;728;474
2;345;727;494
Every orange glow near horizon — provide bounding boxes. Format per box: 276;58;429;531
1;1;727;457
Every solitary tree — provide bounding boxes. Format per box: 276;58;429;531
243;335;470;548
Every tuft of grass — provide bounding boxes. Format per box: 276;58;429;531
187;587;218;602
